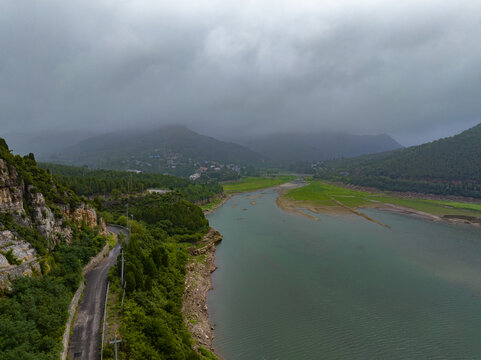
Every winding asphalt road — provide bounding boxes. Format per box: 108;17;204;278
68;226;127;360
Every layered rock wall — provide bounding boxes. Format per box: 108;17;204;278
0;158;24;213
0;155;107;288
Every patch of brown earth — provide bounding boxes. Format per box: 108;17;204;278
372;203;481;228
276;196;350;219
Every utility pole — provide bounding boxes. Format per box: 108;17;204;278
109;335;122;360
126;203;129;226
121;281;127;307
101;282;110;360
121;249;124;286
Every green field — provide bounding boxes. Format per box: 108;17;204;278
285;181;370;207
430;200;481;212
223;176;297;194
284;180;481;218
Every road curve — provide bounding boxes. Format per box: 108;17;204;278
68;226;127;360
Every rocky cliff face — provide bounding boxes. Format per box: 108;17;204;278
0;153;106;289
65;205;108;235
0;158;24;213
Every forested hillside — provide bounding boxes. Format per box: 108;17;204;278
102;193;217;359
317;123;481;197
0;138;110;359
1;138;221;359
46;125;265;176
40;163;224;203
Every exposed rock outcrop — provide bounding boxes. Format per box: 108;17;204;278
0;152;107;289
0;158;24;213
0;260;41;290
0;228;41;289
182;228;222;354
65;204;108;235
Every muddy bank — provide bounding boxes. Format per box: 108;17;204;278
372;202;481;228
333;182;481;204
182;228;223;355
278;193;481;229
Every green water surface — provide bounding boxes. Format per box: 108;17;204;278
207;189;481;360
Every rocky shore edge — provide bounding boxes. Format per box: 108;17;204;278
202;194;231;215
182;227;223;357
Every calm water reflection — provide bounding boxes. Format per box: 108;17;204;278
207;189;481;360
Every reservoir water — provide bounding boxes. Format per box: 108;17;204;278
207;189;481;360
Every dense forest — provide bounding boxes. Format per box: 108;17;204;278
39;163;224;203
0;139;110;359
1;138;219;359
317;123;481;198
103;192;217;359
0;223;107;359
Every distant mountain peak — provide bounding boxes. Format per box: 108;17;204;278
46;125;265;176
238;131;402;163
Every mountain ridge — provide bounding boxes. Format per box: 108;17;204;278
47;124;266;175
237;131;402;163
318;123;481;197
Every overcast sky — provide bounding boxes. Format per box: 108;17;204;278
1;0;480;145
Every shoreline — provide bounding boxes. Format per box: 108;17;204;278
334;181;481;205
276;180;481;229
202;194;232;215
192;182;297;358
182;227;223;359
188;181;479;359
371;202;481;228
277;191;481;229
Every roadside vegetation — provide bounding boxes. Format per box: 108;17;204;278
0;224;108;359
0;139;111;359
102;193;218;359
223;175;296;194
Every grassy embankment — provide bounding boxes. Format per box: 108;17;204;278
223;176;297;194
201;176;297;211
283;181;481;219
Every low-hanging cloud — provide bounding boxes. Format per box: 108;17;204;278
1;0;480;145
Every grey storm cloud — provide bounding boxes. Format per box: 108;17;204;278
1;0;480;144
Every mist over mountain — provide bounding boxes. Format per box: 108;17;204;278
237;132;402;164
0;131;95;158
46;125;265;175
44;125;405;174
